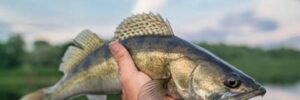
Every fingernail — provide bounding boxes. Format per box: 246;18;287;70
109;41;119;54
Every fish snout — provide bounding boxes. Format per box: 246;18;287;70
257;87;266;97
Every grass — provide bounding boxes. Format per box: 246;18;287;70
0;67;62;100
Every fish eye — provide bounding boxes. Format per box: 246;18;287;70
224;77;241;88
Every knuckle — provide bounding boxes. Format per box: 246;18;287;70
121;77;131;84
116;50;127;59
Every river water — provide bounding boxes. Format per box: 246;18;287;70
252;83;300;100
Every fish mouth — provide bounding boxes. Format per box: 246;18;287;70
220;87;266;100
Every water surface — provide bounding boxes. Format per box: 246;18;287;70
252;83;300;100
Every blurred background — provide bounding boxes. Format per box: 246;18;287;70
0;0;299;100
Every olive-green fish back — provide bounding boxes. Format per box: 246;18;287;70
113;12;174;41
59;30;104;73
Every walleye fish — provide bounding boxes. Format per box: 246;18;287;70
21;13;266;100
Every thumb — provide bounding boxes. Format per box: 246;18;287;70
109;41;138;80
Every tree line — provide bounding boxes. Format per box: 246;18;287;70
0;35;70;69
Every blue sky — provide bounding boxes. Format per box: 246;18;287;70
0;0;300;49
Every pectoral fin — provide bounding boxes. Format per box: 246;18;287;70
138;79;168;100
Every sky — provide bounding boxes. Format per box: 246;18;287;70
0;0;300;49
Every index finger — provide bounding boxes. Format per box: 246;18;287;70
109;41;138;79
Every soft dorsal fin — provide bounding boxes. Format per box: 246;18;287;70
59;30;104;73
113;12;174;41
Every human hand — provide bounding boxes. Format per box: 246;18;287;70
109;42;175;100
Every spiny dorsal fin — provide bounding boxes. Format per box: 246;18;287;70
59;30;104;73
113;12;174;41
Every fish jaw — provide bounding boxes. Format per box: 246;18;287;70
220;87;266;100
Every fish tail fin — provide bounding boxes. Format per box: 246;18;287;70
21;88;48;100
21;75;70;100
21;30;105;100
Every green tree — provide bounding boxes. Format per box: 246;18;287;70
4;34;25;69
57;42;72;56
0;42;9;68
27;40;59;67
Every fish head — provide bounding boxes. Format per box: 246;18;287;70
189;60;266;100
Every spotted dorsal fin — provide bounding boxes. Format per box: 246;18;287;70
113;12;174;41
59;30;104;73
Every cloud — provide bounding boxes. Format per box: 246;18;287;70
0;1;131;44
0;0;299;49
179;11;280;46
180;28;229;43
256;0;300;25
252;0;300;45
263;36;300;49
169;0;300;49
132;0;167;14
221;11;279;32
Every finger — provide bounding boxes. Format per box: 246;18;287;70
109;41;138;79
165;96;176;100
